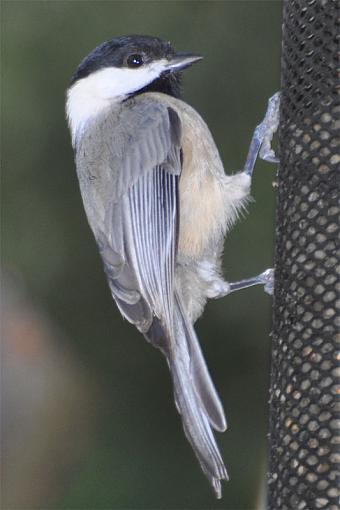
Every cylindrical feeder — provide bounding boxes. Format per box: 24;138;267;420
267;1;339;509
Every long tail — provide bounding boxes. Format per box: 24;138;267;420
147;294;228;497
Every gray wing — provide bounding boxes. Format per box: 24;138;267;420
94;101;182;340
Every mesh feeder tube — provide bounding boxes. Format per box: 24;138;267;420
267;2;339;510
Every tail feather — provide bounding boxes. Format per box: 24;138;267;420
146;294;228;497
169;354;229;497
170;294;228;497
175;295;227;432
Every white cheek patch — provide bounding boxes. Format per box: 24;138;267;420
66;61;168;145
98;60;168;98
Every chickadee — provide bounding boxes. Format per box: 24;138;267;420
66;35;279;498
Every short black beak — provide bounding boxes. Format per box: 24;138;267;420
165;52;203;72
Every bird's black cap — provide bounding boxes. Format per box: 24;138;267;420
70;35;200;98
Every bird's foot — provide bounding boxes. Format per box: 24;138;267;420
209;268;274;299
243;92;281;176
258;92;280;164
256;268;274;295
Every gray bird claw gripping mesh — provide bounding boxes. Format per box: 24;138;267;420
259;92;281;164
267;1;339;510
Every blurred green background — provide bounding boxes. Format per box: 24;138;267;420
2;1;282;508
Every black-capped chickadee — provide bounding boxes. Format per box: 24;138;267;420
66;35;279;498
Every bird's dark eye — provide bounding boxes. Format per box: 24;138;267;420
126;54;144;68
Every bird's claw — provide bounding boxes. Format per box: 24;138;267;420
259;268;274;295
259;92;280;164
243;92;281;176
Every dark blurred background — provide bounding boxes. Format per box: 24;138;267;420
2;1;282;508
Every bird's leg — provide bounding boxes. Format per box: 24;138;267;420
243;92;280;177
206;95;279;301
208;269;274;299
228;268;274;295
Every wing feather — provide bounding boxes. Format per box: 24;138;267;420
91;101;182;337
125;168;179;333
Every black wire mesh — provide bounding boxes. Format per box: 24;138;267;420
267;1;339;509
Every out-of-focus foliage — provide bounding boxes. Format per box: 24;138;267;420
2;1;282;508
